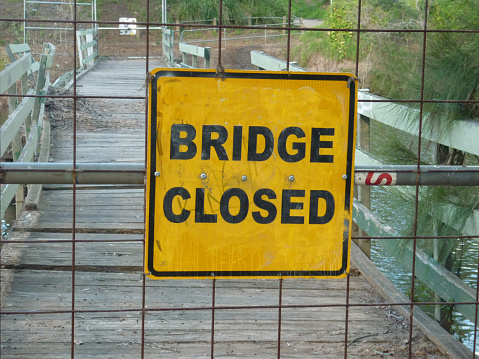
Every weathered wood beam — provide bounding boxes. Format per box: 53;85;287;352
24;119;50;211
0;89;35;158
80;40;97;51
0;54;32;94
250;50;305;71
76;28;96;36
179;43;211;69
358;91;479;156
179;43;209;58
1;123;38;217
5;44;31;62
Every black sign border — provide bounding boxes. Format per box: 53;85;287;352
147;69;356;278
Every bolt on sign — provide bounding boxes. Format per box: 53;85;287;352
146;69;357;279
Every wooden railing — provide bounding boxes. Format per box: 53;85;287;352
162;29;175;65
53;28;98;89
251;50;305;72
0;43;55;218
77;28;98;70
249;50;479;330
179;43;211;69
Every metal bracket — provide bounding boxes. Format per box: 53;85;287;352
142;71;154;91
347;76;358;88
215;63;226;81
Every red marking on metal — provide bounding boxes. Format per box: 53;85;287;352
365;172;393;185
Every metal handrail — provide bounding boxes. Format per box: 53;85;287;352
2;162;479;186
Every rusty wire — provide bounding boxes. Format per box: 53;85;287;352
140;1;150;357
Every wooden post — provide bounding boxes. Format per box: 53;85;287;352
8;79;24;217
282;16;286;35
32;44;49;138
170;30;175;62
181;51;187;67
86;32;94;61
6;65;18;112
21;72;28;99
77;31;84;69
204;47;211;69
354;114;371;257
7;68;20;162
176;19;180;41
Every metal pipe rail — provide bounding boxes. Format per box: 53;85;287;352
2;162;479;186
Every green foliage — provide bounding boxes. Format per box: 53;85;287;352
371;122;428;165
390;185;479;270
430;0;479;30
366;37;421;98
325;0;356;61
406;283;467;341
291;0;328;19
406;280;435;306
416;187;479;263
169;0;287;23
365;3;479;132
424;33;479;124
366;0;419;26
297;0;421;63
293;27;326;67
248;0;288;18
0;55;7;71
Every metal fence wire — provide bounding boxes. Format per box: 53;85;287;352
1;0;479;358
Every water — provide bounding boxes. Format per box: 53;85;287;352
366;122;479;353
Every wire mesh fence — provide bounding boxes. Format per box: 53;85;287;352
1;0;478;357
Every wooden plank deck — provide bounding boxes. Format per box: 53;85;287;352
1;59;449;358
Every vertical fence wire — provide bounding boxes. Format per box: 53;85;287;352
217;0;223;70
345;1;362;355
344;274;350;358
277;276;283;358
408;1;430;356
285;0;292;70
71;2;78;358
474;248;479;359
141;1;151;358
211;277;216;358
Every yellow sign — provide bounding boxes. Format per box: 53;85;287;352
146;69;357;279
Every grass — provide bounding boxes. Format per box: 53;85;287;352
169;0;287;23
0;55;7;70
291;0;328;19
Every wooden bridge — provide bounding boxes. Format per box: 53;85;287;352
0;40;477;358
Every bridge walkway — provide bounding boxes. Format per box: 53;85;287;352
0;59;449;358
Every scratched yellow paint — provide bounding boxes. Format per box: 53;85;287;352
146;69;357;279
